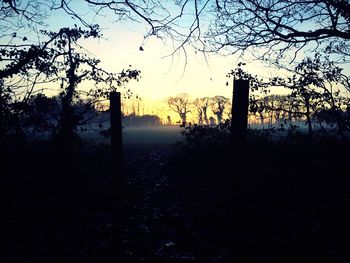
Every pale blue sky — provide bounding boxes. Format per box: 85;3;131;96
3;0;349;106
43;1;255;101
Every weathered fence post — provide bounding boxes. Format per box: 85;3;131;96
110;91;122;164
229;79;250;260
231;79;250;144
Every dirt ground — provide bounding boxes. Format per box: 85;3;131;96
2;138;350;262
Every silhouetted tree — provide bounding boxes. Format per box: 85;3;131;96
0;0;148;145
0;25;140;146
167;93;191;125
205;0;350;61
246;54;350;137
193;97;210;125
167;115;172;125
210;96;230;124
2;1;350;63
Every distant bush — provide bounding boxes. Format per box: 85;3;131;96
181;120;349;151
181;120;231;149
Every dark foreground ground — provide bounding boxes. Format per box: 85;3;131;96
1;135;350;262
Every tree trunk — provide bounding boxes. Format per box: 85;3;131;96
305;95;313;139
180;113;186;125
57;36;78;148
59;83;76;144
110;91;122;164
204;110;209;125
217;113;222;124
0;80;4;142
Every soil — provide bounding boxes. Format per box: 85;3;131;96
1;141;350;262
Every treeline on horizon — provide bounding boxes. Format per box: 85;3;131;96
3;75;350;143
1;1;350;147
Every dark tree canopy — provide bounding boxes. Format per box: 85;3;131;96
206;0;350;59
2;0;350;62
0;0;142;145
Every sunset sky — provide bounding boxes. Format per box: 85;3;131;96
43;2;289;122
4;1;350;123
31;2;264;122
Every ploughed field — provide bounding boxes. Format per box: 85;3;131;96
2;127;350;262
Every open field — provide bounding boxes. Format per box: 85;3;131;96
123;126;184;145
80;126;184;145
79;121;346;146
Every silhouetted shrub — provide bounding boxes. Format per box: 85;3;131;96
181;120;231;149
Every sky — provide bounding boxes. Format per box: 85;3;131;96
38;2;272;122
43;1;282;101
4;1;350;123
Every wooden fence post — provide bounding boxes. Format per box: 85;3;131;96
110;91;122;164
231;79;250;144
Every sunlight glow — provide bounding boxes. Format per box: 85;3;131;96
3;0;350;123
